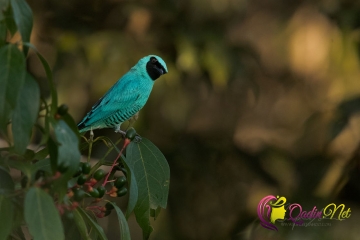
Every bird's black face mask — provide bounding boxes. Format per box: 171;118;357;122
146;57;167;80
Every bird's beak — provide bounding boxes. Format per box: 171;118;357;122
156;66;166;75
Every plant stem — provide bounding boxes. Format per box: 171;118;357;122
87;129;94;163
102;139;130;187
88;137;123;176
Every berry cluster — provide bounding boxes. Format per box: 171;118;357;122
67;161;128;217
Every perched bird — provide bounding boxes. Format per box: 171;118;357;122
78;55;168;135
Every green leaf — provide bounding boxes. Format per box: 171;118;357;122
61;112;81;139
10;0;33;55
107;202;131;240
47;136;58;174
0;0;10;21
0;195;14;239
0;166;14;193
73;208;91;240
0;21;6;46
12;199;25;230
52;119;80;200
76;207;107;240
121;156;138;219
0;44;26;132
24;187;65;240
126;138;170;239
12;73;40;154
7;160;34;179
62;212;82;240
34;158;52;173
34;147;49;161
40;113;50;145
23;43;57;116
3;4;17;35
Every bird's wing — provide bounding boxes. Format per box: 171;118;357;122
78;73;146;129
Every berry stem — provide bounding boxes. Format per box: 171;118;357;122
102;139;131;187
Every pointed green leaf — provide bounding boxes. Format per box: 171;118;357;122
76;207;107;240
34;147;49;161
126;138;170;239
3;4;17;35
24;187;65;240
0;21;6;46
107;202;131;240
12;200;24;231
10;0;33;55
0;44;26;132
7;160;34;179
0;195;14;239
0;166;14;194
34;158;52;173
62;212;82;240
61;112;81;139
121;157;138;219
23;43;57;116
12;73;40;154
52;119;81;199
40;113;50;145
0;0;10;21
73;208;91;240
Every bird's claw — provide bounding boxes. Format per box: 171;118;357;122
134;134;142;143
115;129;142;143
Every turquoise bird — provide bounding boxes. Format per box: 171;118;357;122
78;55;168;134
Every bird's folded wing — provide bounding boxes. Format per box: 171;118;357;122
79;76;142;127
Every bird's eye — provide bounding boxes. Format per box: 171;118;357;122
151;58;157;63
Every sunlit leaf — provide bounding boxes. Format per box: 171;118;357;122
0;195;14;240
24;187;65;240
10;0;33;55
12;73;40;154
126;138;170;239
107;202;131;240
0;44;25;132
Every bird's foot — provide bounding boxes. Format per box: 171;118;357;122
114;128;142;143
115;129;126;137
134;134;142;143
90;129;94;142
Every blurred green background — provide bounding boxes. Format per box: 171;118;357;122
23;0;360;239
